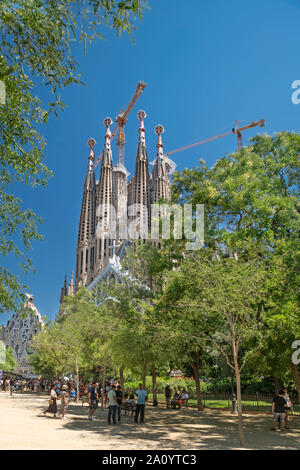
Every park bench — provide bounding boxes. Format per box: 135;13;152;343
122;402;136;416
177;398;189;409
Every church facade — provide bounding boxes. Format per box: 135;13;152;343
1;294;44;375
60;110;175;306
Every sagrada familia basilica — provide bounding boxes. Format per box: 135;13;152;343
59;108;175;309
1;85;176;373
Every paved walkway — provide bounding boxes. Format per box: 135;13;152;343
0;392;299;450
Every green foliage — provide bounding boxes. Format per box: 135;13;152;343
124;375;208;393
0;0;147;312
0;346;18;372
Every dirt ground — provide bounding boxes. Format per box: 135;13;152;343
0;391;299;450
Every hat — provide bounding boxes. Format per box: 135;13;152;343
62;385;68;390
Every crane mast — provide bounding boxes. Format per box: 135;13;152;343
94;81;147;169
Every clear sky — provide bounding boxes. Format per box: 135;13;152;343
2;0;300;324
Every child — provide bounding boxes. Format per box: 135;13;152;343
125;393;136;415
60;385;69;419
69;386;77;402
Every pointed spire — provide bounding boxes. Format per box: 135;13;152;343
94;117;114;273
104;117;113;150
152;124;170;202
87;137;96;171
137;109;147;146
115;113;126;166
60;274;68;304
75;137;97;289
155;124;165;157
67;271;74;295
128;109;151;237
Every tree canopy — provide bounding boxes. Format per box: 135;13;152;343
0;0;147;312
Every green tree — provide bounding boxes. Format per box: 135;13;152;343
0;346;17;372
159;250;266;446
172;132;300;397
0;0;147;312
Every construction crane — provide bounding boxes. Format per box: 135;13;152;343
164;118;265;158
94;81;147;169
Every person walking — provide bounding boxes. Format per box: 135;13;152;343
107;384;118;425
282;386;293;429
9;378;14;396
164;383;172;409
271;389;287;432
43;385;59;418
135;383;148;424
88;382;98;420
116;385;123;424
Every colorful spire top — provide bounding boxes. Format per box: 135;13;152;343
155;124;165;158
137;109;147;146
104;117;113;149
87;137;96;171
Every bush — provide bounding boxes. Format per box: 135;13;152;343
206;377;276;394
124;376;207;394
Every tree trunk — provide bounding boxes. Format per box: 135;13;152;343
273;376;283;395
102;363;106;409
119;366;125;396
291;362;300;404
232;343;245;447
191;350;203;411
75;357;79;404
142;360;147;389
61;367;65;384
152;370;157;403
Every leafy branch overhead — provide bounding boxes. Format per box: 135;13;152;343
0;0;147;312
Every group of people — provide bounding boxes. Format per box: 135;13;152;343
271;387;293;431
0;376;50;394
43;379;80;419
164;383;189;409
87;382;148;425
2;374;295;431
41;379;148;424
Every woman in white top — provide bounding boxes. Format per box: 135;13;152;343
43;385;59;418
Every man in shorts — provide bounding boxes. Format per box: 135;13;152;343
88;382;98;420
271;389;287;432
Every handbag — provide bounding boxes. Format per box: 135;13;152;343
49;399;54;405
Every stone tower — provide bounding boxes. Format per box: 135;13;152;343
60;107;174;305
112;112;128;242
94;117;114;274
128;110;151;239
75;138;97;289
151;124;171;203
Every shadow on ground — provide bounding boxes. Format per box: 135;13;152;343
37;399;300;450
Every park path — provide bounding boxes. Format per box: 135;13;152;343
0;392;299;450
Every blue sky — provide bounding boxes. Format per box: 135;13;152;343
2;0;300;323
